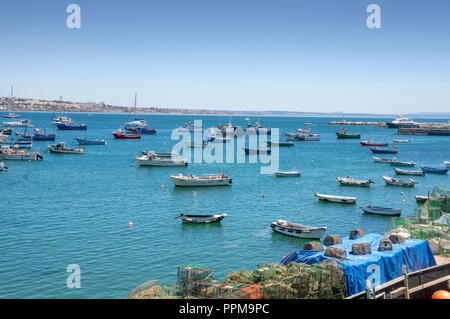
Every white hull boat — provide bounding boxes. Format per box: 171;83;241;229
170;173;232;187
383;175;417;187
336;177;374;187
3;120;32;127
392;139;410;143
271;220;327;239
0;162;8;171
373;156;396;163
314;192;357;204
275;170;301;177
136;155;188;167
394;168;424;176
180;213;227;223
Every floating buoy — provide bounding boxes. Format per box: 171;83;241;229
128;221;133;227
401;192;404;195
263;195;266;198
431;290;450;299
302;208;305;210
161;185;165;188
131;164;135;167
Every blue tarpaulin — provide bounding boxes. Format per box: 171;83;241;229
280;233;437;296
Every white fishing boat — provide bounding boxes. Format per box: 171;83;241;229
275;170;301;177
361;206;402;216
170;173;232;187
314;192;357;204
383;176;417;187
136;152;188;167
394;168;424;176
0;162;8;171
183;140;211;148
373;156;397;164
415;195;429;203
336;177;374;187
3;112;19;119
51;116;72;125
179;212;227;223
2;119;33;127
141;150;175;158
392;139;410;143
271;220;327;239
0;145;43;160
48;142;84;154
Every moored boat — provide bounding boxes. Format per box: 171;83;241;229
113;128;141;139
336;128;360;139
370;147;399;154
3;119;32;127
275;170;301;177
389;160;415;167
32;129;56;141
183;140;211;148
243;147;271;155
360;140;388;146
336;177;374;187
393;168;424;176
170;173;232;187
420;165;449;174
392;139;410;143
74;137;106;145
445;161;450;168
0;140;32;148
0;127;12;135
57;122;87;130
361;205;402;216
136;152;188;167
3;112;19;119
48;142;84;154
314;192;357;204
415;195;429;203
383;175;417;187
271;220;327;239
0;162;8;171
0;145;43;160
267;141;294;147
179;212;227;223
386;116;418;129
141;150;174;158
51;116;72;125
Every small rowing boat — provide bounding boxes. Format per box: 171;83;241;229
360;140;388;146
170;173;232;187
0;162;8;171
421;165;449;174
314;192;357;204
361;205;402;216
383;176;417;187
370;147;399;154
179;212;227;224
275;170;301;177
415;195;429;203
394;168;424;176
392;139;410;143
271;220;327;239
336;177;374;187
48;142;84;154
74;137;106;145
389;160;415;167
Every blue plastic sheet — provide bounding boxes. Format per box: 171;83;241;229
280;233;437;296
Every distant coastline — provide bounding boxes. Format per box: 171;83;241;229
1;96;449;119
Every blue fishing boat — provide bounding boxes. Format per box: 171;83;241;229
420;165;449;174
32;129;55;141
74;137;106;145
57;123;87;130
370;147;399;154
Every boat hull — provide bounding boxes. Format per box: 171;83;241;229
113;132;141;139
181;213;226;223
370;147;399;154
361;206;402;216
136;156;188;167
394;168;424;176
336;177;372;187
74;138;106;145
336;132;360;139
171;176;232;187
383;176;416;187
57;124;87;130
271;222;326;239
421;166;449;174
275;171;301;177
314;192;357;204
48;145;84;154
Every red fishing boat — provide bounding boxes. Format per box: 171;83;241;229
360;139;388;147
113;128;141;139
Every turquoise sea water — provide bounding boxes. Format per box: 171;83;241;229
1;112;449;298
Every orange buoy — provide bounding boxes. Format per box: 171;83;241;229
431;290;450;299
128;221;133;227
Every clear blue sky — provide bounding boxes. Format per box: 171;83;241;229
1;0;449;113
